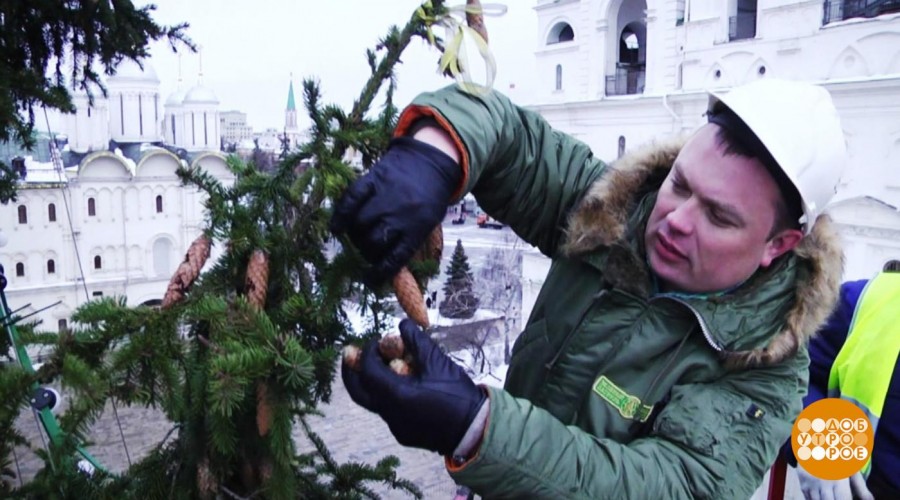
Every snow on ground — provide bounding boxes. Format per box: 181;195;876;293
342;301;511;387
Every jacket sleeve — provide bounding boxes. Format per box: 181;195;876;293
396;86;607;257
805;279;867;405
450;356;808;499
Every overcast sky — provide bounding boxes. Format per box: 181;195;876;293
142;0;539;132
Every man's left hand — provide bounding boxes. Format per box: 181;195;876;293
342;319;487;456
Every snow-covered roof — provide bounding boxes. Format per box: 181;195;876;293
184;84;219;104
165;88;186;107
108;58;159;83
17;157;67;184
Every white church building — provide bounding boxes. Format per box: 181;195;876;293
0;59;233;335
528;0;900;280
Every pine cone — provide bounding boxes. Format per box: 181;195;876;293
394;267;429;328
197;456;218;498
258;457;274;483
342;345;363;372
378;335;405;361
256;381;272;437
428;225;444;261
162;235;211;309
411;225;444;264
466;0;489;43
245;249;269;310
389;358;412;376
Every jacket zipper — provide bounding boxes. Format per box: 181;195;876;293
544;289;608;371
652;295;723;353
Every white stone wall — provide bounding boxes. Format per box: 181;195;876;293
65;93;110;153
0;153;232;333
529;0;900;279
180;106;220;152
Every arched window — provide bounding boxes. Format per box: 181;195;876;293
17;205;27;224
58;319;68;332
620;28;640;64
153;238;173;277
618;136;626;158
547;22;575;45
48;203;57;222
47;259;56;274
156;195;163;213
94;255;102;269
87;197;96;216
15;262;24;277
555;64;563;91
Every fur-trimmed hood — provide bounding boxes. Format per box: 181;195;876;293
561;137;844;369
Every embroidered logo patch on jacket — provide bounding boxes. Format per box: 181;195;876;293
593;375;654;422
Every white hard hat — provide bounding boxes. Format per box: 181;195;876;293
708;79;847;234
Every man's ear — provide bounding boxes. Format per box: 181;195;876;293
761;229;804;267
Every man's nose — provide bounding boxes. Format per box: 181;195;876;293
665;200;696;235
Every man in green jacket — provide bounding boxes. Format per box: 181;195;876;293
331;78;846;498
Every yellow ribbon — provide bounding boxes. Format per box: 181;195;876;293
417;2;508;95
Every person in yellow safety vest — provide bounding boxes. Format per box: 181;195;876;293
789;259;900;500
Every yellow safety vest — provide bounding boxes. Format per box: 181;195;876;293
828;272;900;476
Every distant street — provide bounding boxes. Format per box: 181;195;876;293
432;214;529;301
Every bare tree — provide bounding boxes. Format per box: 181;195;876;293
476;234;523;363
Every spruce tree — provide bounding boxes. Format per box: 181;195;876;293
440;239;480;319
1;1;480;498
0;0;194;204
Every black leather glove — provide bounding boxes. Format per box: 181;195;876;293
330;136;461;287
342;319;487;456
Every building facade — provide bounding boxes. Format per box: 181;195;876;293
1;60;233;336
529;0;900;280
220;110;253;150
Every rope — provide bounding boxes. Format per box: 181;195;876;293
30;409;53;471
41;105;132;471
110;400;132;467
42;107;90;301
12;445;23;487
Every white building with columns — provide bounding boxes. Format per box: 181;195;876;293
529;0;900;280
0;60;233;336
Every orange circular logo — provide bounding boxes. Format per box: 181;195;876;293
791;398;873;480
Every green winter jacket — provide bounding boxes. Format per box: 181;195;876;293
396;87;844;499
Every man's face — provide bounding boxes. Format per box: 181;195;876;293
644;124;800;293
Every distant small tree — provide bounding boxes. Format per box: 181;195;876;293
440;239;479;319
250;138;273;172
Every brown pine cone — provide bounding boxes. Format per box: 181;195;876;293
393;267;429;328
466;0;489;43
162;235;211;309
389;358;412;376
411;225;444;264
245;249;269;310
342;344;362;372
197;456;218;498
378;335;405;361
256;381;272;437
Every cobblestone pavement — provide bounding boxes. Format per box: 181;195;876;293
12;376;455;499
12;379;801;500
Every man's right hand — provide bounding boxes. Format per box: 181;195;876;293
330;135;461;286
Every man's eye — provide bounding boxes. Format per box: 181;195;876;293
671;180;689;195
709;211;731;227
